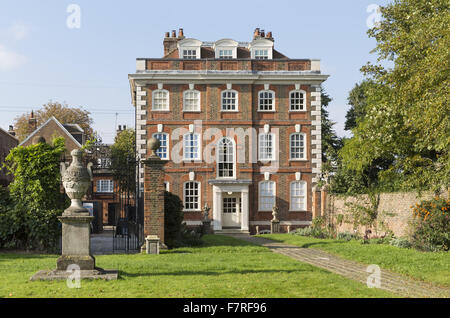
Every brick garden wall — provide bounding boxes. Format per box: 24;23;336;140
326;191;448;238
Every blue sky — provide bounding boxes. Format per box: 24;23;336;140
0;0;390;144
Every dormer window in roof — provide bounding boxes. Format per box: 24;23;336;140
178;38;202;59
214;39;238;59
249;38;274;60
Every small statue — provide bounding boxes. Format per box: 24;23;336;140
202;203;211;222
272;205;279;222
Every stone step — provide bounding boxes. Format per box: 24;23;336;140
215;229;250;235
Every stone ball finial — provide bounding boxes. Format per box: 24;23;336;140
148;137;161;157
32;136;46;145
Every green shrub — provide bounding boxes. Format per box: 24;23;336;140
410;196;449;252
164;191;184;249
291;226;329;239
390;238;412;249
164;191;203;249
337;232;359;241
0;187;61;251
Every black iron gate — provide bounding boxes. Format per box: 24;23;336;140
112;158;144;253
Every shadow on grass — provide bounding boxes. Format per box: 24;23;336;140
0;251;57;261
119;267;313;278
257;235;348;249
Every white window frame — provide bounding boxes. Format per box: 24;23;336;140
182;49;197;59
258;90;275;112
289;90;307;112
254;49;269;60
164;181;170;192
289;133;307;160
96;179;114;193
183;181;201;211
258;133;275;161
259;181;276;211
221;89;238;112
219;49;233;59
153;132;169;160
152;89;169;111
290;181;307;211
217;137;236;179
183;133;201;161
183;90;201;112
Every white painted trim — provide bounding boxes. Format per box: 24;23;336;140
257;90;276;112
289;89;307;112
258;180;276;212
183;89;201;112
289;180;307;211
152;89;170;111
220;89;239;112
289;132;307;160
183;181;202;212
216;137;236;179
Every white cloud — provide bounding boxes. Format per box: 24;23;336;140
8;22;29;40
0;44;27;70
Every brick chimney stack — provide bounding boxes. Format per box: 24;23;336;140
163;28;185;57
28;111;37;134
253;28;261;40
8;125;16;137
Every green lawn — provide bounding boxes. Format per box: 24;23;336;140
260;234;450;287
0;235;395;298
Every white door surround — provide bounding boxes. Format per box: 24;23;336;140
209;180;251;232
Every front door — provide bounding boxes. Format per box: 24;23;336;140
222;193;241;228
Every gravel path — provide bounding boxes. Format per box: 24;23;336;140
226;235;449;298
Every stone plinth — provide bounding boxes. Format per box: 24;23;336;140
57;214;95;271
145;235;160;254
271;220;280;234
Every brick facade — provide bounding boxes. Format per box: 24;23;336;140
129;29;329;234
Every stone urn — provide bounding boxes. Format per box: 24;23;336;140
61;149;93;214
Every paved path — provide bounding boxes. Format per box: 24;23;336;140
226;235;450;298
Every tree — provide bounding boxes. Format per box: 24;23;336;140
320;87;343;185
341;0;449;193
321;88;342;164
13;101;94;142
344;80;375;131
110;128;136;194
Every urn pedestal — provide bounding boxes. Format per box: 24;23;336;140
57;214;95;271
31;149;117;281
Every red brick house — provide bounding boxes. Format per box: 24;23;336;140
0;126;19;186
128;28;329;234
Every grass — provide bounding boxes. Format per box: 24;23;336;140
0;235;395;298
260;234;450;287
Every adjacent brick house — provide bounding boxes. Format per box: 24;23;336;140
129;29;329;234
20;116;85;157
0;126;19;186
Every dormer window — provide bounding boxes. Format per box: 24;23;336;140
183;49;197;59
178;38;202;59
254;49;269;60
219;50;233;59
249;38;274;60
214;39;238;59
